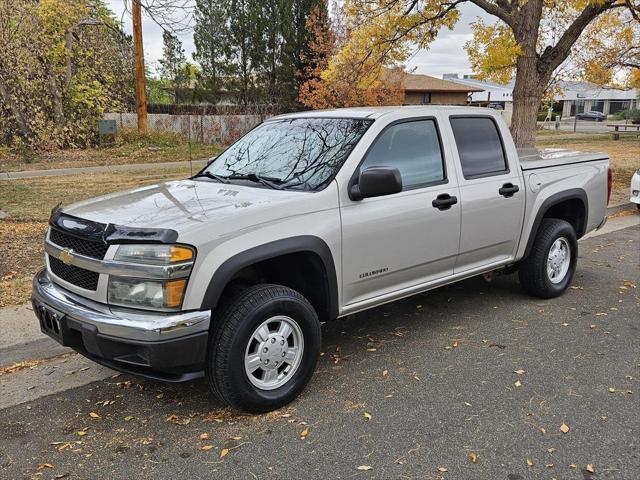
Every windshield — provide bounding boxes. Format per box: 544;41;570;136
200;117;372;191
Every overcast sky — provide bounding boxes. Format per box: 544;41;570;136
105;1;492;78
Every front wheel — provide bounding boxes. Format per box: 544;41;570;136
206;284;321;413
518;219;578;298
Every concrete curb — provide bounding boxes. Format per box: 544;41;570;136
607;202;636;215
0;159;208;180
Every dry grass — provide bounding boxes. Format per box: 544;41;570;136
0;129;223;173
0;166;191;221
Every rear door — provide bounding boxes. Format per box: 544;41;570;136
446;115;525;272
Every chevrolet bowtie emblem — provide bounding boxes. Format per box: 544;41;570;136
59;249;74;265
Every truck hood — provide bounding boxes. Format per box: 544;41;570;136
62;179;314;237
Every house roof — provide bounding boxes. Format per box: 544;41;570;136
403;73;484;93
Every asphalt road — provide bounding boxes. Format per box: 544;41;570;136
1;225;638;480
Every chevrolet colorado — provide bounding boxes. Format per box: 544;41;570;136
32;106;611;412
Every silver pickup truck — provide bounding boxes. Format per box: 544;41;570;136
32;106;611;412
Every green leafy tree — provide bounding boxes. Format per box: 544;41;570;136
158;30;189;103
192;0;228;103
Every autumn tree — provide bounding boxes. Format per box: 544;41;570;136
298;2;405;108
0;0;133;149
338;0;640;148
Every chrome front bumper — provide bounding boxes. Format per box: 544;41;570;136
32;269;210;342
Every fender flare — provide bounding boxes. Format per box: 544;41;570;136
200;235;339;320
522;188;588;259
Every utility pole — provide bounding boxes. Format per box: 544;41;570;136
132;0;147;133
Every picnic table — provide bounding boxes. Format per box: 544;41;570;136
608;123;640;140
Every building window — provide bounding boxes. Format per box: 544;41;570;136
421;92;431;104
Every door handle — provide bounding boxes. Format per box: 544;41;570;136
432;193;458;210
499;183;519;197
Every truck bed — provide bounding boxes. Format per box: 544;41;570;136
518;148;608;171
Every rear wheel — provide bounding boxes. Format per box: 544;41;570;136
206;284;321;413
519;219;578;298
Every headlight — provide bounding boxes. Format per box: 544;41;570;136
114;244;194;265
108;277;187;311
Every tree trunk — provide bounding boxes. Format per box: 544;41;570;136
510;55;543;148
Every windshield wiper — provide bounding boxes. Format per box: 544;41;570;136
192;171;230;183
227;173;285;190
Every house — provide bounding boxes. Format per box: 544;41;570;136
402;73;483;105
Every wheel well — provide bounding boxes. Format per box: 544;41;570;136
215;251;333;322
542;198;586;238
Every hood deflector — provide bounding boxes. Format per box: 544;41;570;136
50;206;179;244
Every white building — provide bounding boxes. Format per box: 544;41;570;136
556;81;638;117
443;74;638;119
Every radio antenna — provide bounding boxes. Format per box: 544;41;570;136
188;111;193;177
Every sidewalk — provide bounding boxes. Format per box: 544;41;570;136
0;158;208;180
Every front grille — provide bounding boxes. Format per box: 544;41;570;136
49;255;99;290
50;228;109;259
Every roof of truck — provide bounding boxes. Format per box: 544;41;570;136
271;105;498;120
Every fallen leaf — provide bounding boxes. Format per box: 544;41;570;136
166;414;190;425
608;387;616;393
569;464;577;469
469;452;478;463
220;448;229;458
436;466;448;472
37;463;54;470
382;369;388;377
586;464;595;473
89;412;100;419
547;448;556;453
363;412;372;421
366;348;377;352
357;465;373;471
201;445;214;451
513;369;526;375
545;463;554;468
77;431;87;437
560;423;570;434
199;433;210;440
300;427;309;439
124;416;134;421
229;435;242;440
514;380;522;387
527;458;534;467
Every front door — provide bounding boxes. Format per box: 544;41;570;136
340;118;461;307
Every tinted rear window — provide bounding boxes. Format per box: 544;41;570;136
450;117;507;178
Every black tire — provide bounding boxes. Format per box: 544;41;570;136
518;219;578;299
206;284;321;413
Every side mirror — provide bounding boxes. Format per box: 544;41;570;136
349;167;403;200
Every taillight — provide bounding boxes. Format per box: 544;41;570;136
607;167;613;206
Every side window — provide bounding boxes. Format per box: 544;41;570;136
450;117;508;178
360;120;445;189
